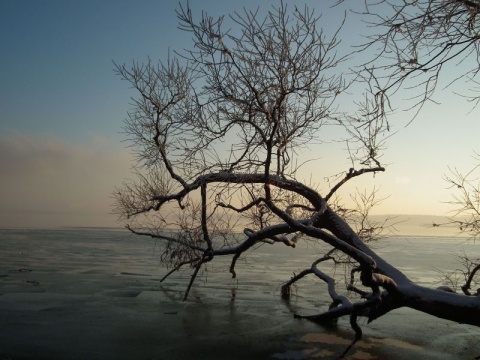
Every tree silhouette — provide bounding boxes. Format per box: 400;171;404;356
114;3;480;356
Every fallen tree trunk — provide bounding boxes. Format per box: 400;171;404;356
288;208;480;330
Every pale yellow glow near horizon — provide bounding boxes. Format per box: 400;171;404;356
1;1;478;232
0;124;472;230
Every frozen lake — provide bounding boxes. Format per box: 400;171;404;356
0;228;479;359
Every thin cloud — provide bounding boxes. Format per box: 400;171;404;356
0;132;132;228
395;176;411;185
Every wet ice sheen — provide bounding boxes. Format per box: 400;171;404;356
0;228;478;359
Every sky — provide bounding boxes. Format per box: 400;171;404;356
1;0;479;228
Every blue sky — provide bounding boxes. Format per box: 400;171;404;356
1;1;479;228
1;0;180;142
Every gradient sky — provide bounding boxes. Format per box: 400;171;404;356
1;0;479;228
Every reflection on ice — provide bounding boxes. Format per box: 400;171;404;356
0;229;479;359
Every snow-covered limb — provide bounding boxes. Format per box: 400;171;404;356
150;172;325;208
114;2;480;357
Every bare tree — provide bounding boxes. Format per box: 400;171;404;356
357;0;480;118
432;155;480;297
357;0;480;327
442;156;480;239
114;3;480;357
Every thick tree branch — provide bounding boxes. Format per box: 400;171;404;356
114;3;480;356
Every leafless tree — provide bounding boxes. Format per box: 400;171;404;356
352;0;480;119
114;3;480;357
442;156;480;238
432;154;480;296
358;0;480;325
